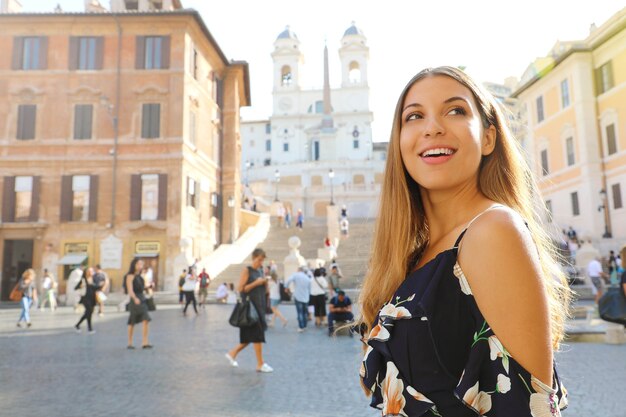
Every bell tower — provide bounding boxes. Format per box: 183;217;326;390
339;22;369;87
271;26;304;92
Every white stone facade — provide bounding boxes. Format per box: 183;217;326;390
241;24;383;218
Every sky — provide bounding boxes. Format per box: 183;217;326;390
22;0;623;142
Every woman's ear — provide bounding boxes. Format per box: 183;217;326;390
482;125;497;156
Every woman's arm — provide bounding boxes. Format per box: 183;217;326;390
458;208;553;387
126;274;139;304
237;268;250;293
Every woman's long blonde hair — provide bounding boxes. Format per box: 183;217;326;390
358;66;571;349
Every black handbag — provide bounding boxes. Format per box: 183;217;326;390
229;298;259;328
599;286;626;326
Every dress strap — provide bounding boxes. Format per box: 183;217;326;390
453;204;504;248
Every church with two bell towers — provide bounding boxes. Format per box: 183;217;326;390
242;23;384;218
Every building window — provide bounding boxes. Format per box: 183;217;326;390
560;79;570;108
571;192;580;216
545;200;553;223
353;139;359;149
565;137;575;166
266;139;271;151
148;0;163;10
17;104;36;140
536;96;544;123
265;123;271;134
540;149;549;176
141;103;160;138
187;177;198;209
315;100;324;114
72;175;90;222
281;66;292;86
612;183;623;210
606;123;617;156
349;61;361;83
136;36;170;70
191;48;198;79
79;37;97;70
189;112;196;146
141;174;159;221
283;142;289;152
74;104;93;140
14;176;33;222
12;36;47;70
125;0;138;9
596;61;614;95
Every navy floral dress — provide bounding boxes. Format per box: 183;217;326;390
360;231;568;417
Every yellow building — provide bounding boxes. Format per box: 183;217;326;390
0;4;250;299
512;7;626;244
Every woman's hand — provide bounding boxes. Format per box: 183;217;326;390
133;297;141;305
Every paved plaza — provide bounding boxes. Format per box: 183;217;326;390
1;302;625;417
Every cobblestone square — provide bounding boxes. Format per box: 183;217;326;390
1;304;625;417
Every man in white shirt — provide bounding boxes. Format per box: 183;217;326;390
285;266;311;332
587;257;608;303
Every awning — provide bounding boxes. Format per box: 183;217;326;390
134;253;159;258
57;254;88;265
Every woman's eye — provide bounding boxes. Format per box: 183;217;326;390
405;113;422;122
448;107;466;116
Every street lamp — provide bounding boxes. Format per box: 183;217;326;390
598;189;612;238
100;95;119;229
227;195;235;243
274;169;280;202
328;168;335;206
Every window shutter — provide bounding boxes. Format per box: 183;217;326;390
84;105;93;138
60;175;73;222
594;67;602;95
69;36;79;70
130;174;142;221
157;174;167;220
39;36;48;70
152;104;160;138
161;35;170;69
141;104;150;138
89;175;99;222
11;37;24;70
95;36;104;70
135;36;145;69
25;105;36;140
2;176;16;223
29;176;41;222
607;62;614;90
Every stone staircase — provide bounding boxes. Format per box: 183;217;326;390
215;217;375;289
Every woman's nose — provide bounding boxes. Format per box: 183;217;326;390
424;116;445;137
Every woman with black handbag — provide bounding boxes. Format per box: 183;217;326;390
225;248;273;373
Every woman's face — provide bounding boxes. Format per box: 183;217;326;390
252;255;265;269
399;75;495;193
135;260;144;273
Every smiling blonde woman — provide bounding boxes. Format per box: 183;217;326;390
357;67;571;417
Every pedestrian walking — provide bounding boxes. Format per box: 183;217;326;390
93;264;108;317
588;256;608;304
182;266;199;315
356;66;570;415
295;209;304;229
327;290;353;336
340;204;348;218
178;269;186;305
327;264;343;297
309;268;328;327
225;248;273;373
198;268;211;307
340;217;349;238
74;267;97;334
267;272;288;327
125;258;152;349
284;208;292;228
39;269;58;312
16;269;37;328
285;266;311;332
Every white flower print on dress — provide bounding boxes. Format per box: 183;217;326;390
369;322;391;342
488;335;510;374
381;362;408;417
379;295;414;320
496;374;511;394
406;386;433;404
462;382;492;415
453;262;473;295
